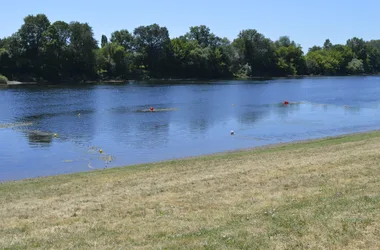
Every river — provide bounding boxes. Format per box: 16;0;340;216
1;76;380;181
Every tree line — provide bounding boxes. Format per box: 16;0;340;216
1;14;380;83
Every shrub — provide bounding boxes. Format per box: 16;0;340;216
0;74;8;84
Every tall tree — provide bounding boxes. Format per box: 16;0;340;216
275;36;296;48
98;42;129;78
13;14;51;80
133;24;171;77
101;35;108;48
323;39;333;50
233;29;277;77
274;36;306;76
346;37;369;70
41;21;71;81
69;21;98;80
110;30;133;51
185;25;215;48
3;13;380;82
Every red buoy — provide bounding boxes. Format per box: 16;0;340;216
284;100;289;105
150;107;154;112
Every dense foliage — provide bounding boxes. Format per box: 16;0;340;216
1;14;380;82
0;74;7;84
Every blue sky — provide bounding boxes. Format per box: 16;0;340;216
1;0;379;52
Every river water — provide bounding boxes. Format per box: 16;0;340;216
1;76;380;181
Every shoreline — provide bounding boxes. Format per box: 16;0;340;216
1;128;380;248
3;73;380;86
131;129;380;169
2;129;380;184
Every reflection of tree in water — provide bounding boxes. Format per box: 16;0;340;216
15;110;97;149
27;130;53;146
189;118;208;135
185;104;227;136
344;106;361;115
13;87;98;148
237;108;270;126
272;103;302;119
131;121;170;149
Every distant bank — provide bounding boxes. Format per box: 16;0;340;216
2;73;380;87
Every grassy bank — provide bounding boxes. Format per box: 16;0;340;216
1;132;380;249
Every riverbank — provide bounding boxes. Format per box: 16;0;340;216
3;73;380;87
1;131;380;249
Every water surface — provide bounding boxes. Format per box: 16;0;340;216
1;76;380;181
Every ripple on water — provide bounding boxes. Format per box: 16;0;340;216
3;78;380;181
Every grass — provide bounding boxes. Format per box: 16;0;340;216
1;131;380;249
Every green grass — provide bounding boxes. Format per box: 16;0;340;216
1;131;380;249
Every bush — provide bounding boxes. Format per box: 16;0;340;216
0;74;8;84
347;58;364;74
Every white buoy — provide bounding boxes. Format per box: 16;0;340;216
230;130;235;135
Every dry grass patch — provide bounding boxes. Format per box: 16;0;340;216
1;132;380;249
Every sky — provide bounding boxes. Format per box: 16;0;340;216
1;0;380;52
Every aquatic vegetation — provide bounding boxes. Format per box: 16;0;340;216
0;122;33;129
136;108;179;112
100;154;115;164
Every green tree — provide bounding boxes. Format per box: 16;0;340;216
3;13;380;82
98;42;129;78
0;48;13;79
133;24;171;77
233;29;277;77
101;35;108;48
323;39;333;50
170;37;198;77
41;21;71;81
347;58;364;74
275;36;296;48
274;36;306;76
185;25;217;48
346;37;369;70
69;21;98;80
110;30;134;51
330;44;354;74
308;46;322;52
11;14;51;80
306;48;349;75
